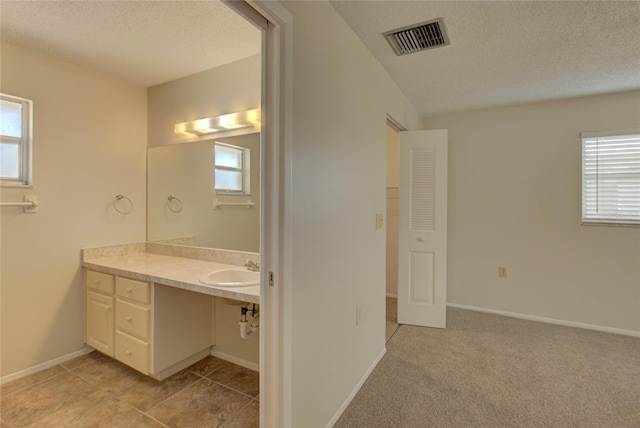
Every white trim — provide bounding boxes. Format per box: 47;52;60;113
325;348;387;428
0;346;94;385
247;1;293;427
210;349;260;372
447;303;640;338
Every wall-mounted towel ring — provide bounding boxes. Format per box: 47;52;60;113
167;195;183;213
114;194;133;214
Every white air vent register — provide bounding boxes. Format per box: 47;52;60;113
384;18;450;56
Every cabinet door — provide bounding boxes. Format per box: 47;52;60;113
86;290;115;357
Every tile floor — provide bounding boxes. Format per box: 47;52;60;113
0;352;259;428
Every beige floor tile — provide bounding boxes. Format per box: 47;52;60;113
126;414;169;427
72;356;136;388
147;378;252;428
60;350;108;370
221;400;259;428
207;362;259;398
186;356;227;377
24;389;142;428
0;365;66;397
106;369;200;411
0;371;98;426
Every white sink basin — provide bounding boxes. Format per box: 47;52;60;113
199;269;259;287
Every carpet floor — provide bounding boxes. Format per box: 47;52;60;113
336;308;640;428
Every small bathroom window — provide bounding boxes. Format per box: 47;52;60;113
1;93;33;187
214;142;250;194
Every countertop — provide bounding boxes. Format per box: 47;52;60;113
82;252;260;304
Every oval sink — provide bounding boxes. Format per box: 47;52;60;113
199;269;259;287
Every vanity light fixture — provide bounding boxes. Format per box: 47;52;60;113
174;109;260;136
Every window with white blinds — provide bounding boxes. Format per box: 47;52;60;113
581;131;640;225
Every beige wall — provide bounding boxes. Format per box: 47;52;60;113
213;299;259;368
0;42;147;377
281;1;422;426
425;90;640;333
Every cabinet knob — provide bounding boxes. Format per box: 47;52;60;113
126;317;132;322
126;350;132;355
107;306;111;311
94;280;100;284
126;288;133;293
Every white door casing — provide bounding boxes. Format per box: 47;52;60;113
397;130;448;328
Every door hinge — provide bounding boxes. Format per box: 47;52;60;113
269;271;274;287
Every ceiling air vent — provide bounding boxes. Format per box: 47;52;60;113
384;18;450;56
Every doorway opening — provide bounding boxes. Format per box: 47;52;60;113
385;119;402;340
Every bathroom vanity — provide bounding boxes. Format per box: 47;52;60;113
82;243;259;380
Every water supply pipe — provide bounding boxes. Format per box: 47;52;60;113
239;305;259;339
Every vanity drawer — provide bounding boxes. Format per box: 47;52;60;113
86;270;114;294
116;299;150;340
115;330;149;374
116;277;150;304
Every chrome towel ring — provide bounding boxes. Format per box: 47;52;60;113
114;194;133;214
167;195;183;213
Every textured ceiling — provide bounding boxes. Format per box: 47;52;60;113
330;0;640;117
1;1;638;115
0;0;261;88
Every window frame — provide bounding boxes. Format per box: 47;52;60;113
1;93;33;187
581;129;640;227
214;141;251;195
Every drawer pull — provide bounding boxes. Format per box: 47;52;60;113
126;288;133;293
94;280;101;284
126;350;132;355
126;316;132;322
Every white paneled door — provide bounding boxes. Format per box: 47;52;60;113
397;130;448;328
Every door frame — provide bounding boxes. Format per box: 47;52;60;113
241;1;293;426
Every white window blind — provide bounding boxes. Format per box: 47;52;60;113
581;132;640;225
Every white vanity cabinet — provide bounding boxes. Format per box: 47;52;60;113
85;269;213;380
86;270;116;357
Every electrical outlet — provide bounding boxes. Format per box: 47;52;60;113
375;213;384;230
356;306;362;326
498;267;508;278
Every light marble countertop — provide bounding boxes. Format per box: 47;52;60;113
82;252;260;304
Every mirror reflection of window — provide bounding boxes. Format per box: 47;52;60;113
214;142;250;194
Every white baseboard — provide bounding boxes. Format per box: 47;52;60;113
386;293;398;298
326;347;387;428
210;349;259;372
447;303;640;338
0;346;94;386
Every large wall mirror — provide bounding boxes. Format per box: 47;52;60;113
144;41;261;253
147;132;260;253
